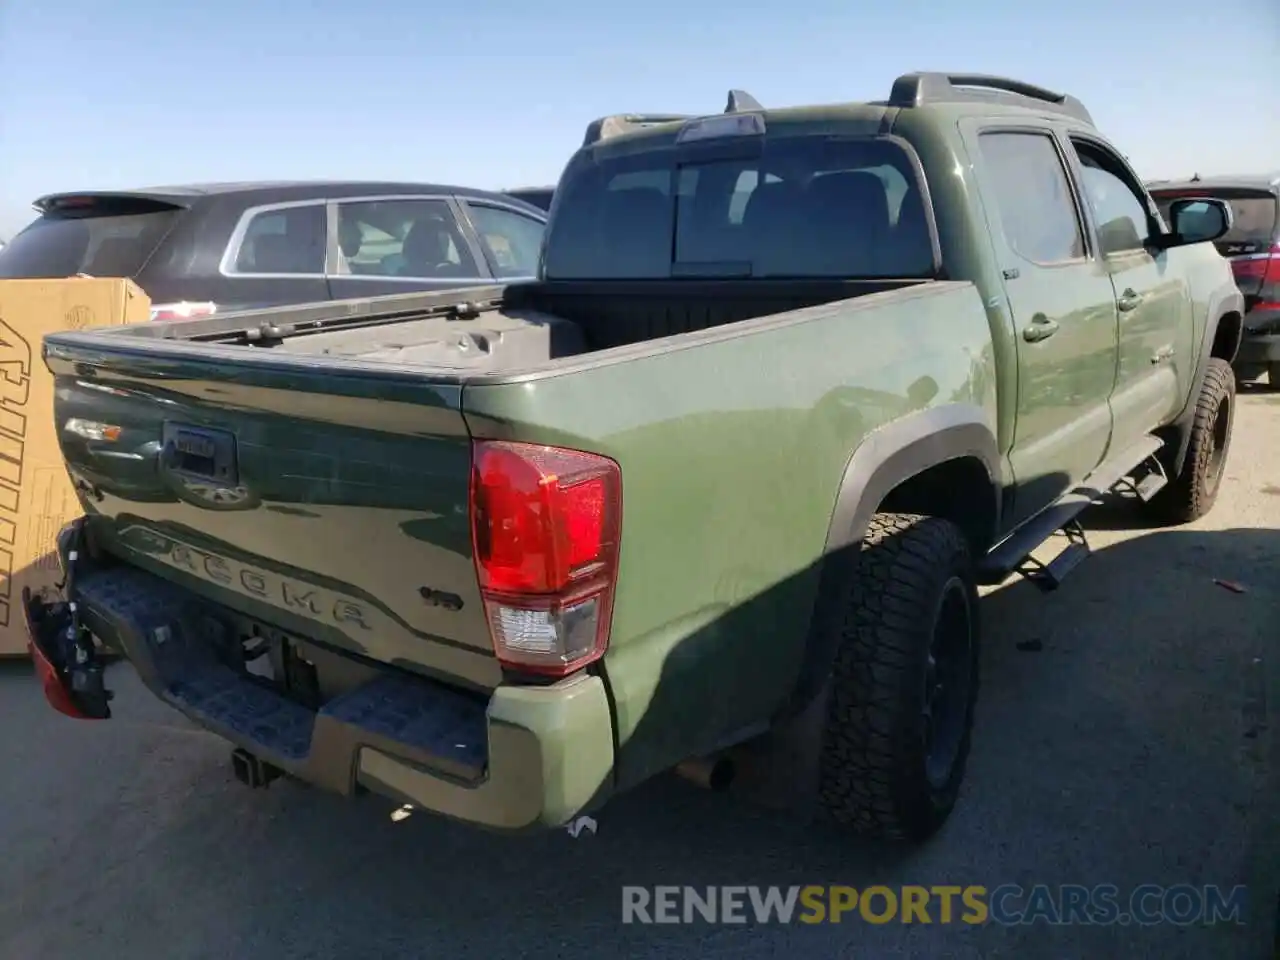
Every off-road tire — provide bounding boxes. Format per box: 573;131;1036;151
816;513;980;842
1146;357;1235;524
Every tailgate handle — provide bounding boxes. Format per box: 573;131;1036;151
160;424;239;483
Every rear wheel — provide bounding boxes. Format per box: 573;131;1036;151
816;513;980;842
1268;362;1280;389
1145;358;1235;524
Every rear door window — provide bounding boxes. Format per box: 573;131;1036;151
976;132;1086;264
230;204;327;275
0;197;182;279
543;135;937;280
462;202;546;278
333;199;481;279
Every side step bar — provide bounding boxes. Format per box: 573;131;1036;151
978;434;1165;590
1013;520;1090;591
1129;452;1169;502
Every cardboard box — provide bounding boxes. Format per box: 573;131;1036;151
0;278;151;655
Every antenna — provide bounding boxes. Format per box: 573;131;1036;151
725;89;763;113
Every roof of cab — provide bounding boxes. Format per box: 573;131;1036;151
580;71;1095;156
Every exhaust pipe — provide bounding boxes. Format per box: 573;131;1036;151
675;755;736;792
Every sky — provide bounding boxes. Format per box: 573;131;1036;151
0;0;1277;240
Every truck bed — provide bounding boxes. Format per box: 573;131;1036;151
97;279;929;377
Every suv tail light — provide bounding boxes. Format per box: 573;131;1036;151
1231;243;1280;309
470;440;621;677
149;301;217;321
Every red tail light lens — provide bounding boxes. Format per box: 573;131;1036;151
470;440;621;676
28;640;95;720
1231;249;1278;279
1232;244;1280;309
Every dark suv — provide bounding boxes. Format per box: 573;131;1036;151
502;185;555;211
1149;174;1280;384
0;181;548;321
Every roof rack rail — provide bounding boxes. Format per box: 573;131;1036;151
725;89;763;113
583;89;766;147
888;72;1093;125
582;113;694;147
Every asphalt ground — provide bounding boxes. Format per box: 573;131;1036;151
1;388;1276;960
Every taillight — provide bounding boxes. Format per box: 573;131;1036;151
28;639;95;720
470;440;621;677
1232;244;1280;309
149;301;217;321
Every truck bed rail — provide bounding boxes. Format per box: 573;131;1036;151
107;283;512;345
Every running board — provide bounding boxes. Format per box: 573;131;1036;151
978;434;1165;589
1013;520;1090;592
1130;453;1169;502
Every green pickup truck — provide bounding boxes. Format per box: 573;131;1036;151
28;72;1244;843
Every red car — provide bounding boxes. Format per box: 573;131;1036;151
1150;174;1280;385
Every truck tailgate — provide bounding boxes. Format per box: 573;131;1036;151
46;342;501;691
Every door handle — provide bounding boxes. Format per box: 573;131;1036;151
1022;314;1059;342
1117;289;1143;313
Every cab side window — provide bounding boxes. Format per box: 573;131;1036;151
1070;140;1154;256
978;132;1085;265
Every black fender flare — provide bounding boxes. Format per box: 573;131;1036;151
822;403;1001;554
780;403;1001;720
1165;284;1245;476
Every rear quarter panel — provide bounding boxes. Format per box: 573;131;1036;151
461;282;997;788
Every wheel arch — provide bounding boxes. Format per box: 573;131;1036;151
1156;285;1245;476
1211;310;1243;364
822;403;1002;557
781;404;1001;720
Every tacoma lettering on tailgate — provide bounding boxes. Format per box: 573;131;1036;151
120;526;372;631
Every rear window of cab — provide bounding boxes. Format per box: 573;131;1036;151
543;134;938;281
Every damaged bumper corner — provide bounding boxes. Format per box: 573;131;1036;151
24;516;114;721
27;519;616;831
24;585;114;721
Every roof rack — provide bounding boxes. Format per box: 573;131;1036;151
725;89;763;113
581;114;693;147
888;72;1093;125
583;89;765;147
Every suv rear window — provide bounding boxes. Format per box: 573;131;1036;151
0;197;182;279
1152;192;1278;246
544;136;936;280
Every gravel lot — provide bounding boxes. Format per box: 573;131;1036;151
1;390;1276;960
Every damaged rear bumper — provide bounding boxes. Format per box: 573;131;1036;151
29;520;617;832
24;588;113;721
24;521;113;721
